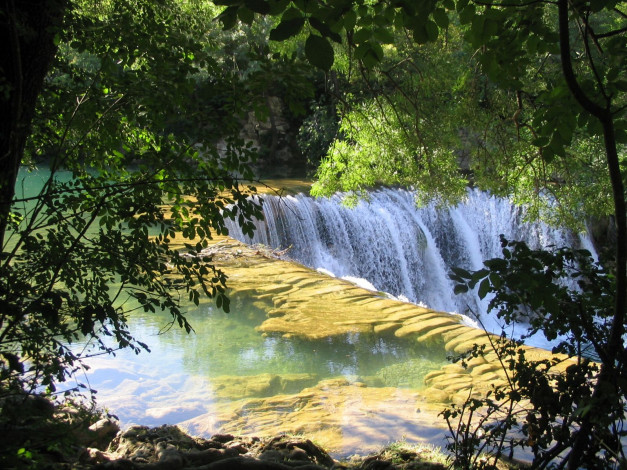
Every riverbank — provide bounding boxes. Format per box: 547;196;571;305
82;422;451;470
3;392;520;469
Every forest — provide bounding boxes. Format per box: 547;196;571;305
0;0;625;468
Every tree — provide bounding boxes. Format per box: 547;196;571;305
215;0;626;467
310;24;474;207
0;0;67;249
0;0;264;402
449;237;622;468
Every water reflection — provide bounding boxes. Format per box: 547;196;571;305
78;290;449;445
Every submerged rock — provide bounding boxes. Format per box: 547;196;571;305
211;373;319;400
167;238;570;451
132;237;570;465
180;378;449;457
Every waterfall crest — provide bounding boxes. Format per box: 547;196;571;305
225;188;595;343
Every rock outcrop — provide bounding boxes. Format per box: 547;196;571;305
83;424;446;469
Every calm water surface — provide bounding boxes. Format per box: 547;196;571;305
17;167;451;453
78;291;448;429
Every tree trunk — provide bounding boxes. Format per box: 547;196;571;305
0;0;67;248
557;0;627;467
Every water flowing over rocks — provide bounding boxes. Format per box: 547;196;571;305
225;187;596;343
170;236;574;455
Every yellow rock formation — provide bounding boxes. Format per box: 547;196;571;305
165;236;574;453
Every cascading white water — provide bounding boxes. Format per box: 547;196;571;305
225;188;596;346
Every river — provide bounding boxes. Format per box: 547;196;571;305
13;169;591;456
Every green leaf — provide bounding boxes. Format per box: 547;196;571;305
458;4;475;24
451;266;472;279
556;118;574;143
483;18;498;38
456;0;470;12
425;19;439;41
484;258;507;270
525;34;539;54
373;27;395;43
478;278;491;299
244;0;270;14
489;272;502;290
309;17;342;43
218;6;239;30
269;0;290;15
238;7;254;25
412;23;428;44
589;0;608;11
469;15;485;46
433;8;449;29
269;17;305;41
454;284;469;295
343;9;357;31
305;34;334;71
615;128;627;144
413;19;439;44
355;41;383;68
547;133;566;159
353;27;372;43
613;80;627;92
281;6;302;20
531;136;550;148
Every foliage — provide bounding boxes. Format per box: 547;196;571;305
311;30;471;206
296;98;339;173
441;344;520;470
216;0;624;226
214;1;627;468
205;11;326;175
1;0;264;397
450;236;613;356
206;13;318;118
447;238;625;468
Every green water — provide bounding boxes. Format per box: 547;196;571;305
79;291;447;426
172;296;444;384
16;167;451;450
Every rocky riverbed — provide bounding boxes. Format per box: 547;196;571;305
2;237;556;468
0;391;450;469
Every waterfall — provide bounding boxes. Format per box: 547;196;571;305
225;188;595;345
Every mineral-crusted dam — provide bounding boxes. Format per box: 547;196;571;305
79;187;590;457
225;187;596;341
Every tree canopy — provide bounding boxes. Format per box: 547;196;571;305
0;0;268;397
216;1;626;467
1;0;626;468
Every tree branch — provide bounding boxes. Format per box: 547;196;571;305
558;0;627;467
